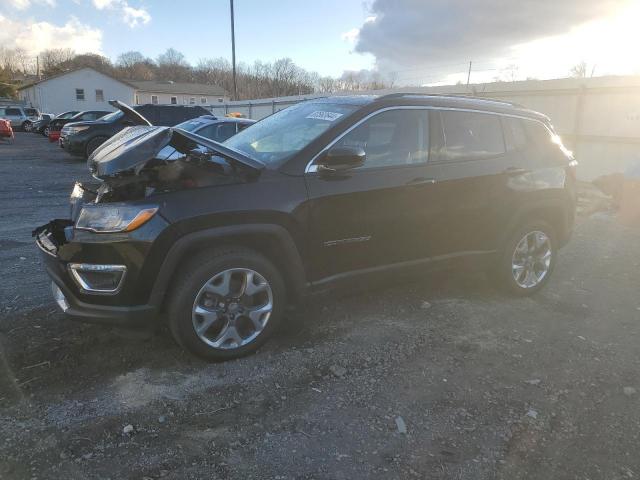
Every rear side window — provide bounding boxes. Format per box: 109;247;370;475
503;117;528;151
438;111;505;161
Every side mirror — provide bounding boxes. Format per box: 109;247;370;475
317;146;365;173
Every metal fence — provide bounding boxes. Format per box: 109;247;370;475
209;76;640;181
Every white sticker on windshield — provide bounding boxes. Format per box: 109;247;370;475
306;111;343;121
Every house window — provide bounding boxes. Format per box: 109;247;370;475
189;97;196;105
170;96;177;105
135;94;139;105
218;98;223;103
201;97;207;104
151;95;158;105
76;89;85;101
95;89;104;102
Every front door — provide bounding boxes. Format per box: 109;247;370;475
305;107;442;283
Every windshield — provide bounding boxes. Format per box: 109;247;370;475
223;102;357;164
99;110;123;122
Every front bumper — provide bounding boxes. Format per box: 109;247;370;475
60;134;86;156
34;218;162;327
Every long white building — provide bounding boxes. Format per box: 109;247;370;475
18;67;228;114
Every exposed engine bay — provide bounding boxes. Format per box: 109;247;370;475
81;123;264;204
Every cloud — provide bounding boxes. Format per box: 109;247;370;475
341;28;359;43
354;0;630;73
4;0;55;10
341;16;376;44
0;15;102;55
92;0;150;27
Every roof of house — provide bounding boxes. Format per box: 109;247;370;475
128;80;227;97
18;67;137;90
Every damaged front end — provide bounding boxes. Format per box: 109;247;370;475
33;122;264;325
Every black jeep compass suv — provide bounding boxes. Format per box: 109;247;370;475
34;95;577;360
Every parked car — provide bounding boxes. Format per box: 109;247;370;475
34;94;577;360
0;118;14;142
60;102;210;158
33;111;78;136
155;115;255;159
0;106;40;131
48;110;110;143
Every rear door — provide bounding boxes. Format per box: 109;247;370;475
427;109;509;256
305;107;442;282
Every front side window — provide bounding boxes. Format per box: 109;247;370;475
151;95;158;105
224;101;357;164
437;111;505;161
333;109;429;169
5;108;21;116
95;89;104;102
76;89;85;101
25;108;38;116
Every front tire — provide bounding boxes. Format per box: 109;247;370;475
22;121;32;132
495;221;556;296
167;247;286;360
43;126;50;137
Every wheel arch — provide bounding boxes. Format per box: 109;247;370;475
149;224;308;311
502;200;572;250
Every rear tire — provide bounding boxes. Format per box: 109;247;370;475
43;126;50;137
494;220;557;296
85;136;107;158
167;247;286;361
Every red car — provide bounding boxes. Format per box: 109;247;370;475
0;118;14;142
48;129;61;143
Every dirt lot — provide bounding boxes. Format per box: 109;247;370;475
1;133;639;480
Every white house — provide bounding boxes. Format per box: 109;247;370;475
18;67;228;114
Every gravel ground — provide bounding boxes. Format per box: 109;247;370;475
1;133;640;480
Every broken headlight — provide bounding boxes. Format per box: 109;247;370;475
75;205;158;233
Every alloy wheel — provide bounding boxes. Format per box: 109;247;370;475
511;230;552;288
191;268;273;349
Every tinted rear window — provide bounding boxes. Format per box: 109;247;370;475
438;111;505;161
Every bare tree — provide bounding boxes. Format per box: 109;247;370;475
40;49;76;76
156;48;191;82
570;61;588;78
115;51;156;80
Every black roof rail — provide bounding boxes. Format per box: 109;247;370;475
376;92;525;108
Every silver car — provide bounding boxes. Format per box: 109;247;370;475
0;106;41;131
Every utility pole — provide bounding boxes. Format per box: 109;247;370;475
230;0;237;101
466;61;472;87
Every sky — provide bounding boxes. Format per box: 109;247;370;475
1;0;639;85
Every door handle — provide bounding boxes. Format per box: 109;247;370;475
503;167;530;176
406;177;437;186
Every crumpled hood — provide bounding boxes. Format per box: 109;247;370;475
87;125;265;178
